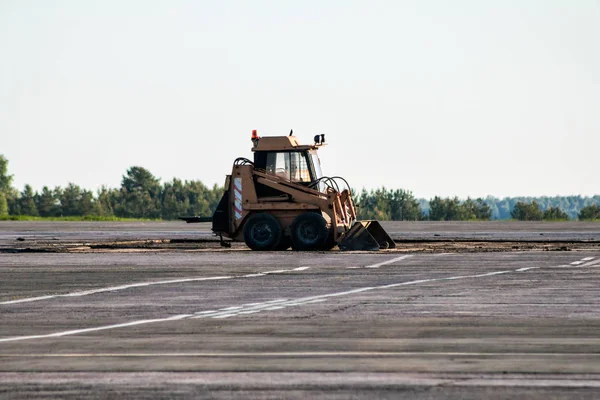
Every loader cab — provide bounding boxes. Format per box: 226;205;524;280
251;135;324;184
253;150;322;184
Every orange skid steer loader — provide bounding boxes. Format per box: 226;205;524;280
182;131;395;251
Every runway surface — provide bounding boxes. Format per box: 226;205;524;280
2;220;600;242
1;223;600;399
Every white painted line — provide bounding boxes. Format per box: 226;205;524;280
364;254;412;268
0;276;233;305
516;267;540;272
265;299;289;303
348;255;413;269
581;259;600;268
4;253;599;343
1;266;312;306
560;259;600;269
0;314;192;343
0;263;521;343
582;257;595;261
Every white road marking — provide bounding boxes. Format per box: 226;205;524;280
0;259;516;342
581;259;600;268
0;276;233;305
515;267;539;272
557;259;600;269
582;257;595;261
0;314;192;343
0;266;313;306
2;254;598;343
349;255;413;269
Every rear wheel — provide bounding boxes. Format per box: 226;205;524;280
243;213;282;251
290;212;329;251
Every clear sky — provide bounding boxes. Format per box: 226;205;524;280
1;0;599;199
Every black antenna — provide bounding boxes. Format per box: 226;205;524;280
289;129;293;136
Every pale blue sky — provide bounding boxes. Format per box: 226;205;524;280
1;0;599;198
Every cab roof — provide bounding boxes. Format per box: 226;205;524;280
251;136;320;152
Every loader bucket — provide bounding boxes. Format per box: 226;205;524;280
338;221;396;251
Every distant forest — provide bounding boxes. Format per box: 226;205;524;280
1;155;599;221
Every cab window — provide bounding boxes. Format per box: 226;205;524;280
266;152;312;182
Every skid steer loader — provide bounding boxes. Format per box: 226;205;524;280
182;131;395;251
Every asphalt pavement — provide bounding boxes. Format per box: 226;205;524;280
1;226;600;399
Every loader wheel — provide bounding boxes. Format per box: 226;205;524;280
243;213;282;251
290;212;329;251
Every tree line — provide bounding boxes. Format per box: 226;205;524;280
0;155;222;220
1;154;599;221
356;188;600;221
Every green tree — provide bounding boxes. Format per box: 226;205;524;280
115;166;161;218
460;198;479;220
474;198;492;220
511;201;543;221
0;154;13;194
0;192;8;216
389;189;422;221
579;204;600;221
5;188;19;215
429;196;463;221
543;206;569;221
161;178;190;220
35;186;61;217
79;189;95;216
60;183;84;216
185;181;224;218
19;185;39;216
94;186;116;217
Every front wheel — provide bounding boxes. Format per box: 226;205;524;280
290;212;329;251
243;213;282;251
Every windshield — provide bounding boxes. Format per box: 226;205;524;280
310;152;323;179
265;152;312;183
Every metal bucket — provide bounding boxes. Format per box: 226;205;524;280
338;220;396;251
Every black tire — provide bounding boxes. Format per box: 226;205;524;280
243;213;282;251
290;212;329;251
